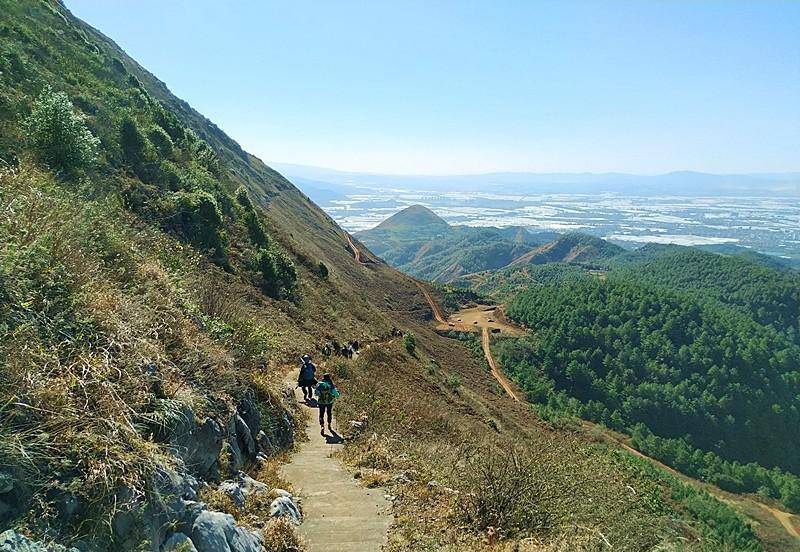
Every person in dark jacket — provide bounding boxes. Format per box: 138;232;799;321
315;374;339;434
297;354;317;401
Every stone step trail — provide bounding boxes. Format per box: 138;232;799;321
280;378;392;551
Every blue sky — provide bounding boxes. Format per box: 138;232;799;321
66;1;800;174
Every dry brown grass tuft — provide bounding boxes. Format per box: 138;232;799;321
261;517;306;552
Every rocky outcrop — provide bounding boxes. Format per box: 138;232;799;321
218;472;268;509
169;408;224;479
2;389;297;551
0;530;79;552
190;511;261;552
269;496;302;525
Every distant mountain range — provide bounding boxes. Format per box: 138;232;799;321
354;205;622;282
275;163;800;197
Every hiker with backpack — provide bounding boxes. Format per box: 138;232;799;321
315;373;340;434
298;354;317;402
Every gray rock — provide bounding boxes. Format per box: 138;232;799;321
226;527;260;552
161;533;197;552
234;415;257;459
236;397;261;441
170;411;223;479
146;468;204;548
218;480;246;509
0;530;79;552
218;473;268;509
256;431;276;455
190;511;231;552
238;473;268;496
190;511;261;552
269;496;302;525
226;417;244;471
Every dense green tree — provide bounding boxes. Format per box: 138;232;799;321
502;277;800;481
23;87;99;174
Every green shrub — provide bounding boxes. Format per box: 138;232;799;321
147;126;174;158
156;160;181;191
446;373;462;391
316;261;329;279
171;190;227;262
119;113;148;166
403;332;416;355
235;187;269;247
256;247;297;299
235;186;253;209
23;87;99;174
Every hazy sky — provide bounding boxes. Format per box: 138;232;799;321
67;1;800;175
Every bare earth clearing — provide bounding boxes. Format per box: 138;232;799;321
415;282;525;402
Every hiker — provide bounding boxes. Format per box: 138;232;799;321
321;343;332;357
297;354;317;401
315;374;340;434
352;339;359;352
332;340;341;356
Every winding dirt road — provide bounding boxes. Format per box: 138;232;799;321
416;281;522;401
480;326;520;401
414;280;447;324
345;233;367;264
415;282;800;543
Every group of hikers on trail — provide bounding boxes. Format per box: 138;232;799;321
322;339;359;359
297;354;340;434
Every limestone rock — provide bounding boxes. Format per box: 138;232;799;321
269;496;302;525
218;472;269;509
0;530;78;552
161;533;197;552
169;411;224;479
190;511;261;552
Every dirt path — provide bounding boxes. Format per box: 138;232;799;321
481;326;520;401
414;280;447;324
345;233;368;264
761;503;800;540
415;282;522;401
280;374;393;551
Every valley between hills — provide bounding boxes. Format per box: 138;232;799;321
1;2;799;552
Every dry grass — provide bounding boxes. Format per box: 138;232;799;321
330;337;686;551
0;165;304;544
261;518;307;552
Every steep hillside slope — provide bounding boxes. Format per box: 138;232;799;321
0;3;782;551
0;2;420;549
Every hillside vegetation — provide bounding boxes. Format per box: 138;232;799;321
0;2;786;551
608;244;800;338
499;260;800;513
0;1;411;547
510;232;624;267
